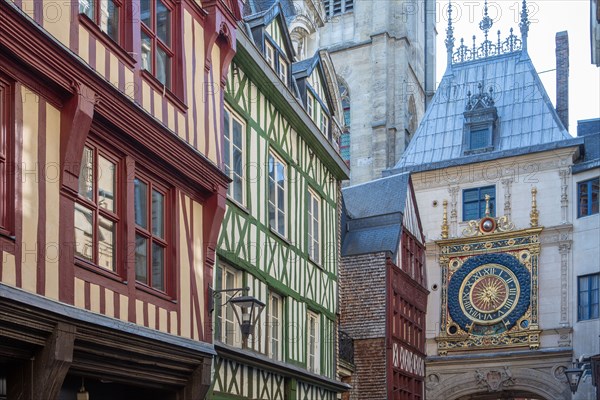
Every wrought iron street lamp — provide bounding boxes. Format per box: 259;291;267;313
212;287;265;342
564;358;591;394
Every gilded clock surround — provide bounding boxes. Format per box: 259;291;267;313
436;189;542;355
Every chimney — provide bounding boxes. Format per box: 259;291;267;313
555;31;569;131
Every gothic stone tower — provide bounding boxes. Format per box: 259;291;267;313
315;0;437;185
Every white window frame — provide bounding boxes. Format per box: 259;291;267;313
307;188;320;264
217;264;241;346
306;92;314;119
307;311;320;373
268;151;287;237
278;56;288;84
223;107;245;205
265;41;276;70
269;292;283;360
320;111;328;137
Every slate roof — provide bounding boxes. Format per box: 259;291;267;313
341;173;410;257
244;0;295;18
390;51;576;174
573;118;600;173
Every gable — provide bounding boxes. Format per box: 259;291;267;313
402;184;423;244
307;67;326;105
266;19;286;53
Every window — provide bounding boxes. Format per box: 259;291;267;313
0;77;12;235
578;274;599;320
134;175;169;292
224;108;245;204
468;126;491;150
75;144;120;271
268;152;286;237
265;41;276;70
215;264;241;346
140;0;173;87
320;112;329;137
306;92;314;119
307;188;320;263
462;186;495;221
269;292;283;360
278;56;288;84
307;311;320;373
323;0;353;17
79;0;120;42
577;178;599;218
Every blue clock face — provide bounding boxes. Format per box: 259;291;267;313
448;253;531;335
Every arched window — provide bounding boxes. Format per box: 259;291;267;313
338;79;350;167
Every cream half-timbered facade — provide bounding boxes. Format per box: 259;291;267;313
212;2;350;399
0;0;242;398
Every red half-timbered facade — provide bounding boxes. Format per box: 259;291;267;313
340;173;428;400
0;0;242;398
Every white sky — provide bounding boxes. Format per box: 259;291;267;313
434;0;600;135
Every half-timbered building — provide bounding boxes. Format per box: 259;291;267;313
211;1;350;399
339;173;428;399
0;0;242;398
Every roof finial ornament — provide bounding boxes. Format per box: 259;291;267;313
519;0;530;51
445;0;455;68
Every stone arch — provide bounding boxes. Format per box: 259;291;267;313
427;367;571;400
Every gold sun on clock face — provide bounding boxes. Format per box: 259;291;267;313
470;275;508;312
459;264;520;325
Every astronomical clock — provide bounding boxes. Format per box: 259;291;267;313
436;190;542;354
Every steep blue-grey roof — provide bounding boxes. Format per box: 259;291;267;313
573;118;600;173
291;56;318;79
244;0;295;18
341;173;410;257
391;51;574;173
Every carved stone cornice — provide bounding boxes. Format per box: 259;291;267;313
539;224;573;246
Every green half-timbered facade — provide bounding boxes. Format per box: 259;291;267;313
211;1;350;399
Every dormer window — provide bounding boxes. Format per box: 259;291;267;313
463;83;497;154
265;41;276;70
320;113;329;137
307;92;314;118
468;125;492;150
278;56;288;83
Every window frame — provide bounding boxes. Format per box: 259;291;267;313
278;55;288;84
268;151;287;237
140;0;175;88
320;111;329;138
215;263;241;346
223;107;246;206
306;92;314;119
462;185;496;221
578;273;599;321
133;171;172;294
307;311;320;373
265;40;276;70
307;187;321;264
79;0;122;44
268;291;283;360
74;141;123;275
0;76;13;237
577;177;599;218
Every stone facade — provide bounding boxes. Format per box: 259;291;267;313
385;4;599;398
288;0;436;185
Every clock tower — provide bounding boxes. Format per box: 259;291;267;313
436;191;542;354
